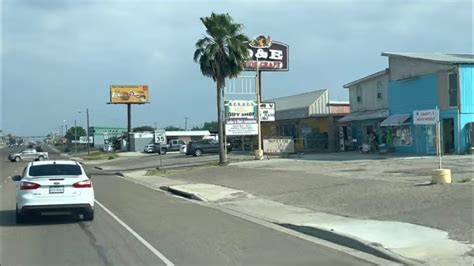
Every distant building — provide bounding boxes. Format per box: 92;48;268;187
341;53;474;155
89;127;128;148
262;89;349;152
340;69;390;151
0;130;4;144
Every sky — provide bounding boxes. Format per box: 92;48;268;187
1;0;473;136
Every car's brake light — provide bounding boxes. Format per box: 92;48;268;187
73;180;92;188
20;181;41;190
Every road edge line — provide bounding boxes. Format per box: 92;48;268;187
94;200;175;266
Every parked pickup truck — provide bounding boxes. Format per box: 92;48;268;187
8;149;49;162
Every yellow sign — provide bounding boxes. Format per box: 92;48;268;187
110;85;149;104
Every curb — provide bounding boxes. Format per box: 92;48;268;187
160;186;203;201
279;224;416;265
163;185;415;265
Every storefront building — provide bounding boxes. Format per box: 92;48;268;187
89;127;128;148
339;69;389;151
262;89;349;152
381;53;474;155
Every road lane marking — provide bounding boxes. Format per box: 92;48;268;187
94;200;174;266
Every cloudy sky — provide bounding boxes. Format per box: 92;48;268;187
2;0;472;136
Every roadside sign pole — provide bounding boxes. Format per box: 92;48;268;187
437;120;442;169
86;108;90;155
255;59;263;159
127;103;132;152
74;119;77;153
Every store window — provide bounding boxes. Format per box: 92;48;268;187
448;73;458;107
387;125;412;146
279;124;297;139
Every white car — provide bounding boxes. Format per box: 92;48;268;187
179;144;187;154
12;160;95;223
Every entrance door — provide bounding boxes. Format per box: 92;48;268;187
442;118;455;154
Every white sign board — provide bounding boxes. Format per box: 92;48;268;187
263;138;295;154
260;102;275;122
413;109;439;125
154;130;166;144
225;123;258;136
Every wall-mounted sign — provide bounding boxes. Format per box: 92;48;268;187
413;109;439;125
244;35;289;71
260;102;275;121
225;100;257;119
110;85;149;104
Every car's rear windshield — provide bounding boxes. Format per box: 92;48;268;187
29;164;82;177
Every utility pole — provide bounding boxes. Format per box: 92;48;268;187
255;58;263;160
184;117;190;131
127;103;131;151
74;119;78;153
86;108;90;155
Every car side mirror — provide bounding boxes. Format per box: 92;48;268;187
11;175;22;182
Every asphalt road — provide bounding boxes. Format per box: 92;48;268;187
0;145;373;265
95;152;253;172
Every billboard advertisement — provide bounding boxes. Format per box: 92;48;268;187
110;85;149;104
244;35;289;71
225;100;257;119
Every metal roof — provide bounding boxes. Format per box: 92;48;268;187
343;69;388;88
266;90;327;111
381;52;474;64
338;109;389;123
165;131;210;137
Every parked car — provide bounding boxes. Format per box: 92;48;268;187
168;139;186;151
144;143;167;155
102;144;114;153
11;160;95;223
8;149;49;162
186;139;232;156
180;144;187;154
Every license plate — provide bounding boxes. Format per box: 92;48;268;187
49;186;64;194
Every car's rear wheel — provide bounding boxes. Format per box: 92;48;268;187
194;149;202;157
83;209;94;221
14;157;20;162
16;206;25;224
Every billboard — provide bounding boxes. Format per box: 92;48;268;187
225;100;257;119
413;109;439;125
110;85;149;104
260;102;276;122
244;35;289;71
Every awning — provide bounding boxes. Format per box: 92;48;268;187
338;109;388;123
380;114;411;127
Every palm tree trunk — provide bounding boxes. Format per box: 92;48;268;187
217;81;227;165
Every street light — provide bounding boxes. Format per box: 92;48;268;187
78;109;91;155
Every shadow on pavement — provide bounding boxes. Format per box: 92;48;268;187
0;209;81;227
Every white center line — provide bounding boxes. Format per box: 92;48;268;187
94;200;174;266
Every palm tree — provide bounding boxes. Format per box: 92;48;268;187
194;13;249;165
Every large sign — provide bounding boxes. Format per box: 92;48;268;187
413;109;439;125
260;102;275;122
244;35;289;71
225;100;257;119
110;85;149;104
263;138;295;154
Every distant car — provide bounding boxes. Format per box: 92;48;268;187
12;160;95;223
186;139;231;157
8;149;49;162
168;139;186;151
144;144;167;155
180;144;187;154
102;144;114;153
